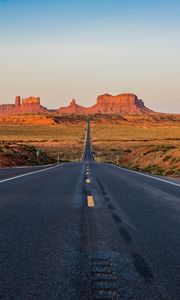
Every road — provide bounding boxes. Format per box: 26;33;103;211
0;120;180;299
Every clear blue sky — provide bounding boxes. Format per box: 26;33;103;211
0;0;180;112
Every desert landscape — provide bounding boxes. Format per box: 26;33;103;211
0;94;179;176
1;1;180;299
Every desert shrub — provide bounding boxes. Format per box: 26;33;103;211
165;167;177;176
171;157;180;164
142;165;164;175
161;145;176;153
144;145;176;155
163;155;172;162
175;168;180;175
131;165;140;171
124;148;132;153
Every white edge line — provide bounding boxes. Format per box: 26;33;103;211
108;164;180;188
0;164;64;184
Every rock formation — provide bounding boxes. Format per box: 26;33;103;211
0;93;154;116
59;99;86;114
58;93;153;115
0;96;47;115
22;96;40;105
91;93;152;114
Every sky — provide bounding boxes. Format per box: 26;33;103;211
0;0;180;113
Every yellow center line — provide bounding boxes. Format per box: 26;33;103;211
87;195;95;207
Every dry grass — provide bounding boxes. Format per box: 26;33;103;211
0;114;179;176
0;124;85;141
0;124;86;162
91;124;180;142
91;123;180;177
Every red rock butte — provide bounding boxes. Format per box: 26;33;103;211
58;93;154;114
0;96;46;115
0;93;154;115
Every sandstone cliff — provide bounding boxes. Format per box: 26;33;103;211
59;99;86;114
58;93;154;115
0;93;154;116
0;96;47;115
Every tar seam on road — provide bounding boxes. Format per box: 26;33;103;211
0;164;63;184
111;164;180;188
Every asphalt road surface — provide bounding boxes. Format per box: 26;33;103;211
0;120;180;299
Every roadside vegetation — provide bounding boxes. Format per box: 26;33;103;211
91;122;180;177
0;113;179;176
0;142;55;167
0;122;86;163
93;144;180;177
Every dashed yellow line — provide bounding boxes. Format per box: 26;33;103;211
87;195;95;207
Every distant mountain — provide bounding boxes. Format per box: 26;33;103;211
58;94;154;114
0;93;154;115
0;96;47;115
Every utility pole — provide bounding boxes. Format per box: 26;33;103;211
57;154;60;164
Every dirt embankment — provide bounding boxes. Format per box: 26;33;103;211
91;115;180;177
0;143;55;167
94;144;180;177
